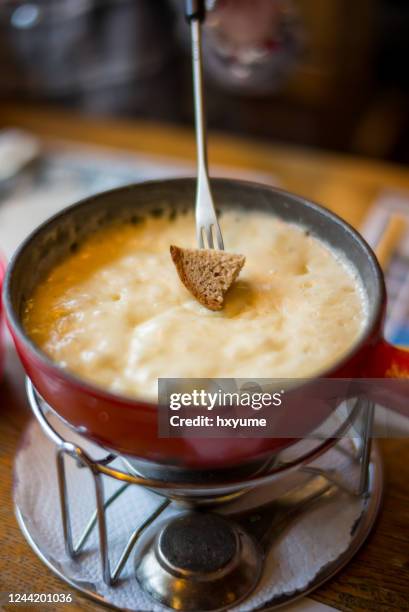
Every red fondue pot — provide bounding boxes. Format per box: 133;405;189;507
3;179;409;469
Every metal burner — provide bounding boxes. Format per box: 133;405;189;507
136;513;262;611
13;378;384;612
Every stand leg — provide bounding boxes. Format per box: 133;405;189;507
56;444;170;586
94;472;112;585
357;400;375;496
56;449;75;558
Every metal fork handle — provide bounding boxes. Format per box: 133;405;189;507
191;18;208;178
186;1;207;177
188;3;225;250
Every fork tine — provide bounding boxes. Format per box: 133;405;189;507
197;226;205;249
206;226;214;249
197;223;225;249
215;223;224;250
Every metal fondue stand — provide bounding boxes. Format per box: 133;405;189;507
15;379;383;612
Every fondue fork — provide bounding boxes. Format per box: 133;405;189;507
232;475;338;553
186;0;225;250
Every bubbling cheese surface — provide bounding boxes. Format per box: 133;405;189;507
24;210;367;399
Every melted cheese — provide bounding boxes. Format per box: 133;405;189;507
24;210;367;399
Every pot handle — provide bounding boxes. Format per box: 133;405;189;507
0;255;7;382
366;339;409;378
368;217;409;378
364;339;409;419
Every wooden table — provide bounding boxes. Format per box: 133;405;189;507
1;106;409;612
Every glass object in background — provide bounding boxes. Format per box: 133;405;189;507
203;0;303;92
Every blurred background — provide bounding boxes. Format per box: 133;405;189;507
0;0;408;163
1;6;409;605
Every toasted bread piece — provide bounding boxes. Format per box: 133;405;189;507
170;245;245;311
